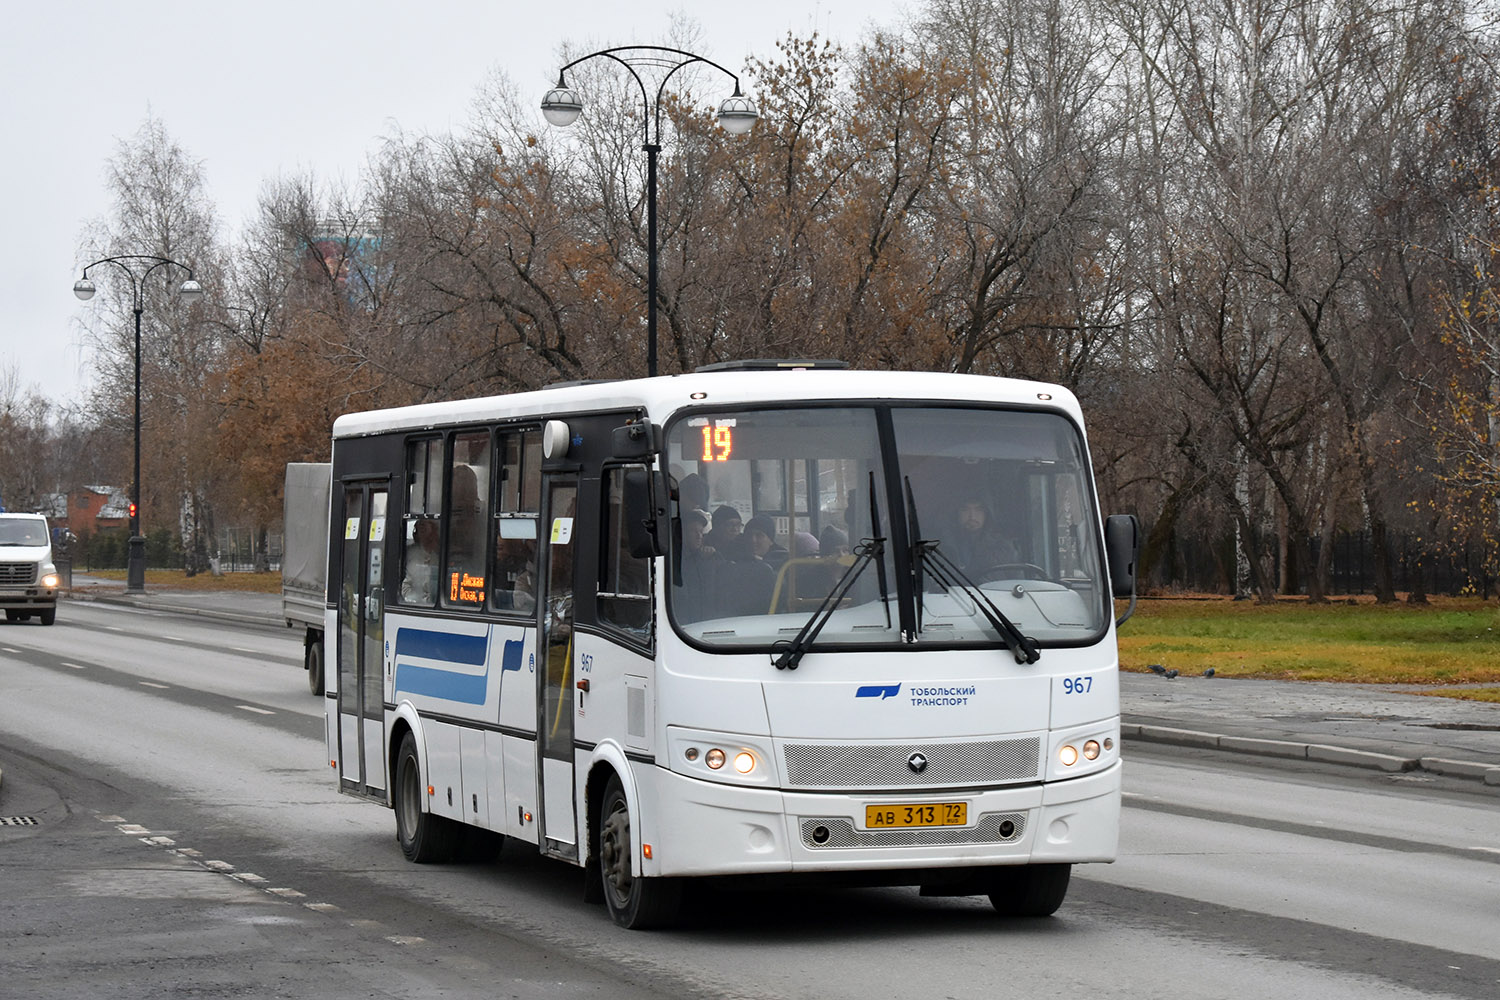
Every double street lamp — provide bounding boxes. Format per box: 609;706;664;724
73;256;203;593
541;46;758;378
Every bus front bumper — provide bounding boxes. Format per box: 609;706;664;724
636;760;1120;879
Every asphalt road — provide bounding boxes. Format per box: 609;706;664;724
2;600;1497;999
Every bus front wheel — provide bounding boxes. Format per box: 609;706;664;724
987;863;1071;917
597;775;681;929
394;732;457;863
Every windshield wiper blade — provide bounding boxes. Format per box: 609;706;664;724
903;479;1040;664
771;535;884;671
772;476;890;671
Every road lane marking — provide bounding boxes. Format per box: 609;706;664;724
62;662;87;669
236;705;275;715
138;681;169;689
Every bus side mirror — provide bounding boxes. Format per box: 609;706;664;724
1105;514;1140;628
623;467;667;558
1104;514;1139;600
611;421;657;460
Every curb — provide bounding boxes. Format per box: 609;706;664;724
1125;723;1500;785
80;592;284;629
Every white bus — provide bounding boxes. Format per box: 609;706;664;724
323;362;1139;928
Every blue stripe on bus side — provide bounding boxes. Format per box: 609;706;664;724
394;662;489;704
394;628;489;664
393;627;492;705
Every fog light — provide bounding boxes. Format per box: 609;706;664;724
733;751;755;774
1083;740;1101;760
1059;744;1079;767
706;748;726;770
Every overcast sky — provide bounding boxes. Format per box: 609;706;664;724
1;1;907;407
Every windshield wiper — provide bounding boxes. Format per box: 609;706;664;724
904;479;1040;664
772;473;890;671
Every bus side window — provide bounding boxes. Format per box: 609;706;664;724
599;466;652;638
492;429;541;613
400;438;443;607
443;431;491;608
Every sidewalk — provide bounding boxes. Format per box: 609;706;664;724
58;579;1500;787
1122;671;1500;785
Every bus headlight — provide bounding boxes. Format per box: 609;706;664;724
1050;724;1119;779
669;728;773;787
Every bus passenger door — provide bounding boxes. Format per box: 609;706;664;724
337;481;389;801
537;475;579;860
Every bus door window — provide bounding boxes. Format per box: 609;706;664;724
599;466;653;639
443;431;491;609
399;437;443;607
493;429;541;613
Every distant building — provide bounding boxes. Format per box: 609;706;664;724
45;486;130;536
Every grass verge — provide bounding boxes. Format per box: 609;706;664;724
81;569;282;594
1119;595;1500;686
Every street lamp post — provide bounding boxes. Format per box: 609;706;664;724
73;256;203;594
541;46;758;378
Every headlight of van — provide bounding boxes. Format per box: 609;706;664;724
41;562;59;588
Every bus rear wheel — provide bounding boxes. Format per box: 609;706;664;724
987;863;1071;917
394;732;457;863
597;775;681;929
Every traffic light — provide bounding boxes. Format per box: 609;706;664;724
128;501;137;519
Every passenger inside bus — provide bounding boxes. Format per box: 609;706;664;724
704;505;742;555
400;518;440;604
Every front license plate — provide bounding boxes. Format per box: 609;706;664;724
864;802;968;829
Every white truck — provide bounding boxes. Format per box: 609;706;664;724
282;462;331;694
0;513;60;626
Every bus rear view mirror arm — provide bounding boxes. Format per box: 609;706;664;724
623;467;668;558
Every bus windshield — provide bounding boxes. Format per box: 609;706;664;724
664;404;1108;650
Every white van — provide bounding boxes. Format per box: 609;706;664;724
0;513;60;625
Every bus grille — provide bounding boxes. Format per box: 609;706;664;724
0;563;37;586
783;738;1040;789
799;812;1028;849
